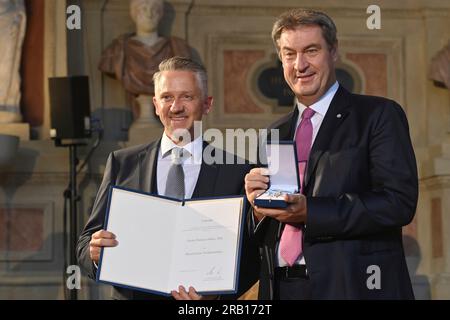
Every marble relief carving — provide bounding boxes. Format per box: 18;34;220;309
0;0;26;124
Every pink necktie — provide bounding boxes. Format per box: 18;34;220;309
279;107;315;266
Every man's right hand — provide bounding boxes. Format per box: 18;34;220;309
244;168;270;222
89;230;118;264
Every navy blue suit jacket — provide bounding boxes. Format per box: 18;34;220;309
254;86;418;299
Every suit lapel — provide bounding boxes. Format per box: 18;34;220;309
138;139;161;194
304;86;352;188
192;142;219;198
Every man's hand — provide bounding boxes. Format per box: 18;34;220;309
244;168;270;222
255;193;308;224
89;230;118;264
171;286;218;300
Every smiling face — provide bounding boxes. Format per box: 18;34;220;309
153;70;213;143
278;25;338;106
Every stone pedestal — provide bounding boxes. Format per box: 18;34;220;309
134;95;160;125
127;95;164;146
0;123;30;141
0;134;19;168
127;122;163;146
433;273;450;299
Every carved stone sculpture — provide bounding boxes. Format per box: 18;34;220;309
99;0;192;124
0;0;26;124
429;41;450;89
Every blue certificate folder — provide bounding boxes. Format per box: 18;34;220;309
253;141;300;208
97;186;246;296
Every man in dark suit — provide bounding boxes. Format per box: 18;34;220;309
77;57;258;300
245;9;418;299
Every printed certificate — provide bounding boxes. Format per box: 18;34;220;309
97;186;246;296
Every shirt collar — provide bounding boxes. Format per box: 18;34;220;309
296;81;339;117
160;132;203;161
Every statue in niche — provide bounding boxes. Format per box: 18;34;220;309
98;0;192;125
0;0;26;124
429;41;450;89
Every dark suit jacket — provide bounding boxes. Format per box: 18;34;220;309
77;140;259;300
254;86;418;299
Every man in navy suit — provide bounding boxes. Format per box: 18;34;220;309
245;9;418;299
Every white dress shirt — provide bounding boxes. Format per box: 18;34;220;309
93;133;203;270
157;133;203;199
294;81;339;143
276;81;339;267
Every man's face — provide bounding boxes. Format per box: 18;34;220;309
131;0;162;33
153;71;212;142
278;25;338;106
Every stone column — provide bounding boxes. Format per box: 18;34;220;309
0;0;29;140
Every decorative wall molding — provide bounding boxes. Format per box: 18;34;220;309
420;175;450;190
191;4;450;19
0;201;54;262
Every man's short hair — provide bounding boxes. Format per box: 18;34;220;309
272;9;337;54
130;0;164;23
153;57;208;98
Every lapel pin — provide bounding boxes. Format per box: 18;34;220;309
336;113;342;119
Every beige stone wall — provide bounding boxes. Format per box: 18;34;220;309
88;0;450;299
0;0;449;299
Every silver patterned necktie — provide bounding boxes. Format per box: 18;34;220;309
164;147;185;199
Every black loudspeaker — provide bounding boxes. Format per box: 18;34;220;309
49;76;91;140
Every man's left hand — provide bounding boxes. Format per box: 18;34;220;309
254;193;307;224
171;286;218;300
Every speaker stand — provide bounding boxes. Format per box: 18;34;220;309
56;140;86;300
